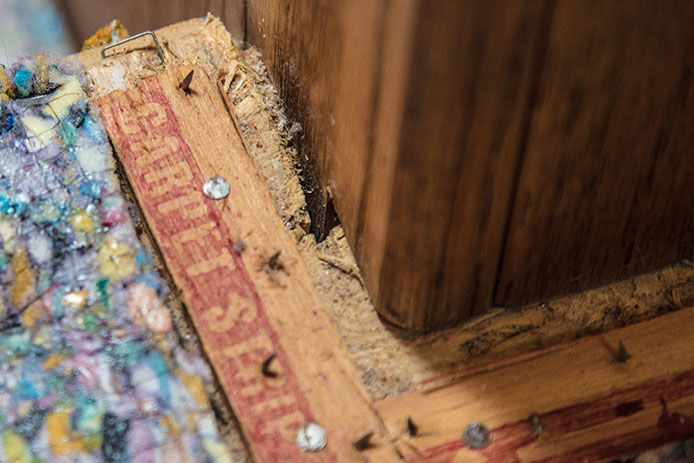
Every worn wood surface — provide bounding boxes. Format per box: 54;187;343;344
59;0;244;44
245;0;391;242
60;0;694;334
377;1;554;329
95;66;398;462
78;19;399;463
375;306;694;462
246;0;556;330
246;0;694;330
496;1;694;308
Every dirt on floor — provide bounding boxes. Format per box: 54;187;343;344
300;228;694;400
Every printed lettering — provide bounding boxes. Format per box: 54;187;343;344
186;248;236;277
132;136;180;167
260;410;306;443
137;101;168;127
204;290;256;331
109;92;142;136
251;393;295;416
172;222;221;253
157;191;207;220
144;160;193;197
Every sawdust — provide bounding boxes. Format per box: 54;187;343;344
224;45;310;243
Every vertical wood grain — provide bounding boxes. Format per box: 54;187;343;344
377;0;554;328
246;0;555;330
496;1;694;308
356;0;419;309
60;0;694;330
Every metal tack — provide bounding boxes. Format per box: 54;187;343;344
296;422;327;452
463;422;492;449
203;176;230;200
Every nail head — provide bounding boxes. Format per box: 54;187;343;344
463;422;492;449
296;422;327;452
203;176;230;200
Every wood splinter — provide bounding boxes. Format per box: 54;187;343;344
353;430;377;451
261;353;278;377
316;252;365;288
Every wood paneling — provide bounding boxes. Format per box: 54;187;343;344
496;1;694;307
247;0;694;330
246;0;556;330
245;0;390;242
379;1;555;328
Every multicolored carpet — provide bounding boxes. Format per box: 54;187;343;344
0;55;231;462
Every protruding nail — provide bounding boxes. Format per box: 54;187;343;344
616;340;630;363
529;413;543;436
407;417;418;437
179;69;194;95
353;430;376;451
261;353;278;377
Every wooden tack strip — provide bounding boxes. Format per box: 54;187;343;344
94;66;400;462
375;307;694;462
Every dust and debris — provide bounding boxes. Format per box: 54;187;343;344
224;46;311;243
78;17;265;463
316;251;365;287
629;439;694;463
299;227;694;400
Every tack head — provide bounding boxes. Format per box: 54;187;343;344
296;422;327;452
463;422;492;449
203;176;230;200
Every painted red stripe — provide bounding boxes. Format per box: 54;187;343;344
97;77;336;462
407;369;694;462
